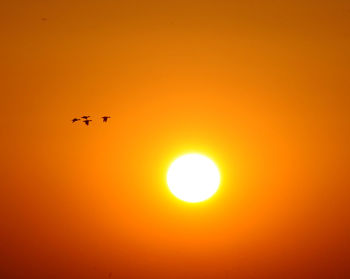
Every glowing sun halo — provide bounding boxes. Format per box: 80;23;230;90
167;154;221;203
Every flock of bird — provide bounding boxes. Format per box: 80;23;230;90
72;115;111;126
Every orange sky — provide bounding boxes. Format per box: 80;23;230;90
1;0;349;278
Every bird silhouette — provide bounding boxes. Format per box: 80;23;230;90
102;116;111;122
81;116;90;120
72;118;80;123
83;120;92;126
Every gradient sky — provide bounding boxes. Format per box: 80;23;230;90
1;0;349;278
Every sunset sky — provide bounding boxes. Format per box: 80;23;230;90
1;0;349;278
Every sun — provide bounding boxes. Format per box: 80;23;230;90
167;154;221;203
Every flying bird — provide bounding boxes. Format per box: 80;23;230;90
102;116;111;122
81;116;90;120
72;118;80;123
83;120;92;126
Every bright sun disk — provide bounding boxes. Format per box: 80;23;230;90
167;154;220;203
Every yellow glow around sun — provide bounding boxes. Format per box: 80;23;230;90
167;154;220;203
